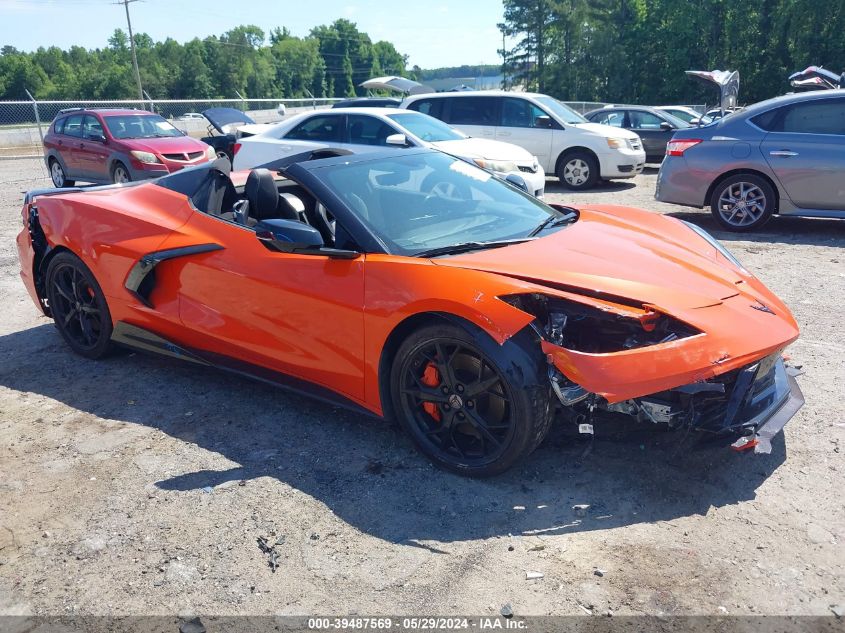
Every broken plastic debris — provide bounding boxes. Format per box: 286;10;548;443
500;603;513;618
525;571;544;580
578;423;594;435
572;504;590;517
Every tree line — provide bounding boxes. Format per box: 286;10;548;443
0;19;408;101
500;0;845;106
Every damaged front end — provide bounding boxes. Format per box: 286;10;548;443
502;293;804;454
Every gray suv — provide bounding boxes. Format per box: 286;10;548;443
656;91;845;231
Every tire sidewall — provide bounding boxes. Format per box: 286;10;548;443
112;162;131;184
389;321;550;477
50;158;67;188
45;252;114;359
710;174;775;232
557;151;599;190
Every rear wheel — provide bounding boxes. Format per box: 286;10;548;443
557;151;599;190
45;252;113;359
390;323;552;477
112;162;131;184
49;158;74;188
710;174;775;231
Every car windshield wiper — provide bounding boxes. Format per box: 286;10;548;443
414;238;535;259
528;210;578;237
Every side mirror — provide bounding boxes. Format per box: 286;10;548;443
659;121;674;131
504;173;529;192
255;219;358;259
86;132;107;143
535;115;554;129
385;133;409;147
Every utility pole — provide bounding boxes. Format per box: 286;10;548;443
118;0;144;100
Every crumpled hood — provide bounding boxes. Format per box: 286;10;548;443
433;204;786;314
431;137;535;163
574;122;640;140
124;135;209;155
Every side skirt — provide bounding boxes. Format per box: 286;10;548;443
110;321;379;420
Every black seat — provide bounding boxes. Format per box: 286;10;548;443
245;169;298;222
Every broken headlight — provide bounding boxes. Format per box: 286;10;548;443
502;293;700;353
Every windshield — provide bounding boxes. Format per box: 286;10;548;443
534;96;586;124
387;112;465;142
314;152;568;256
104;114;184;139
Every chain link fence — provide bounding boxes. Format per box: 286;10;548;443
0;97;342;159
0;96;708;160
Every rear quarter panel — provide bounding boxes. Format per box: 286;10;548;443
33;184;194;305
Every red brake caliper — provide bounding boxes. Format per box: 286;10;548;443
421;362;442;422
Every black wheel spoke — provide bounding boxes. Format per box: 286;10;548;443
54;277;74;302
464;408;503;448
432;342;459;387
402;384;450;404
62;308;77;327
464;374;500;398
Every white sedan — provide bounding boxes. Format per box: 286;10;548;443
232;108;547;198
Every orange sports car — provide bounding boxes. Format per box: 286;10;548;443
16;149;803;476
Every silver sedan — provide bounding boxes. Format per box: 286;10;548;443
656;91;845;231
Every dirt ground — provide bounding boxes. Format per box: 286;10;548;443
0;157;843;619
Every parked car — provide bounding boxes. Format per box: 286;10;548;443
585;106;690;161
656;106;712;126
43;108;215;187
18;150;802;475
401;90;645;190
200;107;272;161
176;112;205;121
232;108;547;198
332;97;402;108
656;90;845;231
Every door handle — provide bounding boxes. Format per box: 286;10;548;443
769;150;798;157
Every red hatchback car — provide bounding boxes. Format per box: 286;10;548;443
43;108;215;187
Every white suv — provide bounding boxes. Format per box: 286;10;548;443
401;91;646;190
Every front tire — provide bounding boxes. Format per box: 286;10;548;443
557;151;599;190
45;252;114;359
389;323;552;477
112;161;131;184
49;158;74;188
710;174;775;231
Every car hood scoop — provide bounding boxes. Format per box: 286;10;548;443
432;205;746;310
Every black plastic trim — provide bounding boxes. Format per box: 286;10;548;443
110;321;377;419
125;243;223;307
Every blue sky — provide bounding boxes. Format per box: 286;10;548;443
0;0;506;68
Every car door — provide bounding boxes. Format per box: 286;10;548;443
760;97;845;210
77;114;111;182
57;113;85;177
626;110;674;159
495;97;555;167
444;96;499;140
168;205;367;402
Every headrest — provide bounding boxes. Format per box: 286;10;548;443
245;169;278;220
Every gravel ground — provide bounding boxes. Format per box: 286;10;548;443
0;158;843;619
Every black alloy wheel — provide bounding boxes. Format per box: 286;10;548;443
390;323;552;477
45;252;114;359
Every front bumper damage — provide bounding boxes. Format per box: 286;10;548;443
550;354;804;453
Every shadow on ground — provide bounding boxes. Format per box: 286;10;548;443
544;179;636;196
668;210;845;248
0;323;786;544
